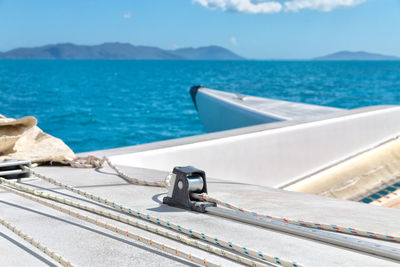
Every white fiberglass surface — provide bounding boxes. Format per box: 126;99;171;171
110;106;400;188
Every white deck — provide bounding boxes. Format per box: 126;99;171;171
1;161;400;266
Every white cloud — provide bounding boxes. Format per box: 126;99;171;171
230;37;238;46
284;0;366;12
123;12;132;19
194;0;282;13
193;0;366;14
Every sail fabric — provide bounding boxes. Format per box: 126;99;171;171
0;114;75;164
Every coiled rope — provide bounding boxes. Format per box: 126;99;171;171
0;184;222;267
0;217;74;267
0;177;268;267
191;193;400;243
22;166;300;267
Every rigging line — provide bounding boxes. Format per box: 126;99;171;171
0;177;271;267
0;217;74;267
66;156;168;187
22;167;301;267
0;184;222;267
60;155;400;245
191;193;400;244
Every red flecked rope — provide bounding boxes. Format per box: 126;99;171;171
18;168;300;267
0;217;74;267
66;155;167;187
61;156;400;243
0;184;221;267
192;193;400;243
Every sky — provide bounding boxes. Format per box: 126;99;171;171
0;0;399;59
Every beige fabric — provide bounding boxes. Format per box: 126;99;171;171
0;114;75;164
284;137;400;201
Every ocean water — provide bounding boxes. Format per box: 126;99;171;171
0;60;399;153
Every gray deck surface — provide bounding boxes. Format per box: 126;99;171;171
1;163;400;266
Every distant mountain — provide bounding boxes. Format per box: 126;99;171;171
172;46;242;60
314;51;400;60
0;43;243;60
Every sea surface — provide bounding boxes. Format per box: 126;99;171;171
1;60;399;153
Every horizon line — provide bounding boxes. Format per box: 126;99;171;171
1;42;399;60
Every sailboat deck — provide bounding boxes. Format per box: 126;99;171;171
1;162;400;266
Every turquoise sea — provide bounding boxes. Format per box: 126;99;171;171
1;60;399;153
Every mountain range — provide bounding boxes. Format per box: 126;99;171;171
1;44;399;60
0;43;243;60
314;51;400;60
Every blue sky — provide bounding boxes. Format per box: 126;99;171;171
0;0;399;59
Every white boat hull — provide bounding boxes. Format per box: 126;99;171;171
190;86;343;132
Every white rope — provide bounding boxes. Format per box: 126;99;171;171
191;193;400;243
0;183;222;267
103;156;167;187
22;167;301;267
66;156;167;187
0;177;267;267
0;217;74;267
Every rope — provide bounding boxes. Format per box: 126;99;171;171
66;156;400;244
0;184;222;267
66;156;167;187
191;193;400;243
23;167;301;267
103;156;167;187
67;155;105;168
0;217;74;267
0;178;268;267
